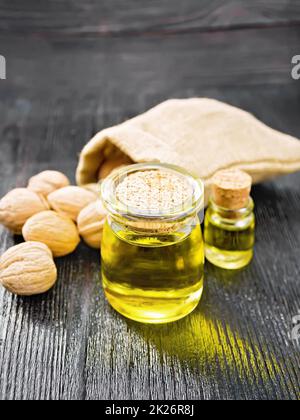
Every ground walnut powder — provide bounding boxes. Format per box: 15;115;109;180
116;170;193;213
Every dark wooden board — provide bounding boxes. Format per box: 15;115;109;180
1;0;300;35
0;1;300;400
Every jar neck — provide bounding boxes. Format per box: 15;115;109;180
108;211;199;236
209;197;254;220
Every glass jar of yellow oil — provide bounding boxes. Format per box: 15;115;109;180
204;169;255;270
100;163;205;324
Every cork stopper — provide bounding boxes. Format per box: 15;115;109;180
101;163;204;234
211;169;252;210
116;170;193;214
114;170;194;233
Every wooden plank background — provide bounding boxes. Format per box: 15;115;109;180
0;0;299;400
1;0;300;34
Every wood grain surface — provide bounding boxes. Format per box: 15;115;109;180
0;0;300;35
0;0;299;400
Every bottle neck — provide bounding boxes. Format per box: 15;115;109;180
108;211;200;241
209;197;254;221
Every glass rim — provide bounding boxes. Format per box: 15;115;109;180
100;162;205;223
209;196;254;216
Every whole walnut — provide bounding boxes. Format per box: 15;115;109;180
0;242;57;296
0;188;49;234
47;186;96;221
22;210;81;257
28;170;70;197
77;201;107;249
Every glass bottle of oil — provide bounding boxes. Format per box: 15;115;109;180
204;169;255;270
100;163;205;324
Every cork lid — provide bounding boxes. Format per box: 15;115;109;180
115;170;194;214
211;169;252;210
101;163;204;233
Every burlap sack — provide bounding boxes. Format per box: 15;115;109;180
76;98;300;202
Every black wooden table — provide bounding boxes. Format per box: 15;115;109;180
0;1;299;400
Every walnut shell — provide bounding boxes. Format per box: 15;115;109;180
0;241;57;296
22;210;80;257
28;170;70;197
47;186;96;221
82;183;100;196
77;201;107;249
0;188;50;234
98;155;132;179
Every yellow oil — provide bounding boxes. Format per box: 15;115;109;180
204;205;255;270
101;217;204;324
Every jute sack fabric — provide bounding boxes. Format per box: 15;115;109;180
76;98;300;203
